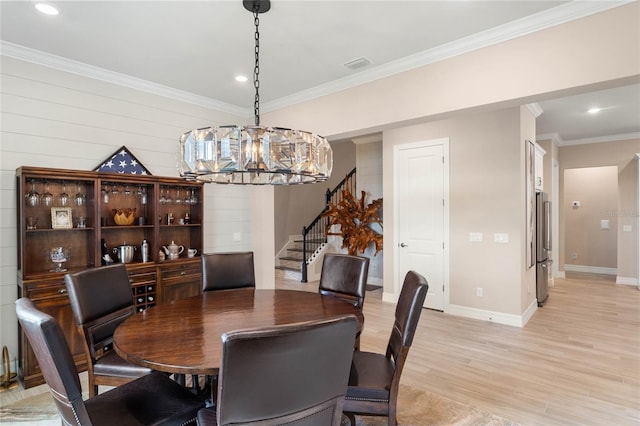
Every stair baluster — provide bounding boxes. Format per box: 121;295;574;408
300;168;356;282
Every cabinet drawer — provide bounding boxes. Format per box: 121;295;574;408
127;271;157;285
23;278;68;300
161;263;200;280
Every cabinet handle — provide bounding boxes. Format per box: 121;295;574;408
58;288;67;294
129;279;134;283
180;271;186;276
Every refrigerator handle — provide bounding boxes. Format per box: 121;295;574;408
544;200;552;251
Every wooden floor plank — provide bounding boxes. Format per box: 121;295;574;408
279;271;640;425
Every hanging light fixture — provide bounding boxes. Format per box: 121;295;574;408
178;0;333;185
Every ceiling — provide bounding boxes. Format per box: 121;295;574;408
1;0;638;145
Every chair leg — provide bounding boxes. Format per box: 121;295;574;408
174;373;186;386
88;373;97;397
388;404;397;426
345;413;356;426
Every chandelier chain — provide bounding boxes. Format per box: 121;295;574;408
253;11;260;126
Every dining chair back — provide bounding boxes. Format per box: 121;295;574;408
15;298;204;426
197;315;358;426
64;264;152;397
201;251;255;292
343;270;429;426
319;253;369;349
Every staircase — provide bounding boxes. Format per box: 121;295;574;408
275;168;356;282
275;239;312;281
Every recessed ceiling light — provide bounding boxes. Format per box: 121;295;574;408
35;3;59;16
588;107;601;114
235;75;248;83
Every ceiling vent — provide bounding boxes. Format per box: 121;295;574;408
343;57;372;70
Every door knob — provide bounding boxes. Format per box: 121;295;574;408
400;243;408;247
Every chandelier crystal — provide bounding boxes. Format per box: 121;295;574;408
178;0;332;185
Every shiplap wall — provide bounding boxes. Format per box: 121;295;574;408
0;56;253;362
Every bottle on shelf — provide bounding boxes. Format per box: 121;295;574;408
141;239;149;263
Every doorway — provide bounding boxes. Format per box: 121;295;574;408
563;166;618;274
394;138;449;310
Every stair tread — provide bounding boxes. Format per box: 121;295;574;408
279;256;303;261
275;265;301;271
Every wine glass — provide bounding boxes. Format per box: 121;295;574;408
74;182;86;206
188;189;198;205
123;184;132;198
174;188;183;205
159;187;168;205
110;185;120;199
183;188;192;205
49;247;68;272
137;185;148;205
42;181;54;207
59;182;69;206
101;185;110;204
25;180;40;207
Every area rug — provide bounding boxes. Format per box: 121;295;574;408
1;384;518;426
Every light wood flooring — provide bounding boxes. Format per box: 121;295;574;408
3;272;638;425
281;272;640;425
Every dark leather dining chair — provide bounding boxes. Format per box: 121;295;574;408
201;251;255;292
343;270;429;426
196;315;358;426
15;297;204;426
318;253;369;349
64;264;152;397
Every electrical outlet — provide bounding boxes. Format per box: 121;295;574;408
476;288;483;297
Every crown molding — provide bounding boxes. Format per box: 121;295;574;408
351;134;383;145
262;0;632;112
526;103;544;118
1;1;631;114
560;132;640;146
0;40;251;118
536;133;563;145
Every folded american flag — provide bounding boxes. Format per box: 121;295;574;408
94;146;151;175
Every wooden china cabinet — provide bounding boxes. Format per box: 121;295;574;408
16;166;204;388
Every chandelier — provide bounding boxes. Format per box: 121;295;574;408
178;0;333;185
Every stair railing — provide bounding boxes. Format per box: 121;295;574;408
301;167;356;282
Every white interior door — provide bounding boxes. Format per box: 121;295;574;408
395;139;448;310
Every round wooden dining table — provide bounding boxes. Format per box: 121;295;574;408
113;288;364;376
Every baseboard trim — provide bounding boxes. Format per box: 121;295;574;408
521;299;539;326
382;291;397;304
564;264;617;275
445;304;527;328
616;276;639;286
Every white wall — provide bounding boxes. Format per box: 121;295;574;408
0;57;254;362
354;137;383;284
263;3;639;141
383;107;536;323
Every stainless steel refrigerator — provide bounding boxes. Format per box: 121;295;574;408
536;192;551;306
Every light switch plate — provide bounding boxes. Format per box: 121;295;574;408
623;225;632;232
494;233;509;243
233;232;241;241
469;232;483;242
